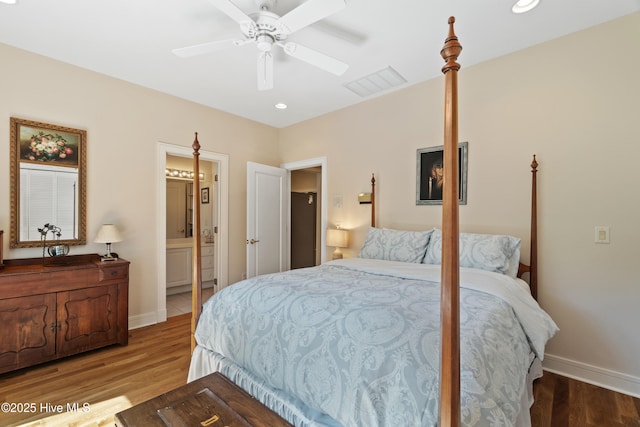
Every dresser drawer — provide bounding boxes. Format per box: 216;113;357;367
99;264;129;281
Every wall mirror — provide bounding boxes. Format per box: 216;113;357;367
165;155;215;240
9;117;87;248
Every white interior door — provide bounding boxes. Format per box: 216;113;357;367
247;162;288;278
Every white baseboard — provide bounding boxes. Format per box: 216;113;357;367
128;311;163;330
543;353;640;398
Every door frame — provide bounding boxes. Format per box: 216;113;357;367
156;142;229;322
281;157;328;266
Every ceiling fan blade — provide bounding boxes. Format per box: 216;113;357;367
280;42;348;75
257;51;274;91
172;39;244;57
208;0;254;26
276;0;346;35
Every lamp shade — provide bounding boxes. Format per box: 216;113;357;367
94;224;123;244
327;228;348;248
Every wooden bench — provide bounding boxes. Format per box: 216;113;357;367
115;372;292;427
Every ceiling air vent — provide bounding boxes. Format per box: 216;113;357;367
344;66;407;98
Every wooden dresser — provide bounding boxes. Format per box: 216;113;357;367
0;254;129;374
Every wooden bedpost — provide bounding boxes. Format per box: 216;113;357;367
530;155;538;300
439;16;462;427
191;132;203;353
371;174;376;227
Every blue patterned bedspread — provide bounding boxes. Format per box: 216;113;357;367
194;259;558;427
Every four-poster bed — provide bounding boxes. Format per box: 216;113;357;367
187;18;556;427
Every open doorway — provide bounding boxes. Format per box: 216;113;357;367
156;143;229;323
165;155;217;317
282;157;327;268
290;168;321;268
245;157;327;278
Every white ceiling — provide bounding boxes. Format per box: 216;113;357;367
1;0;638;128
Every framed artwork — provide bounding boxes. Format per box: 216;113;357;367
10;117;87;248
201;187;210;204
14;118;84;168
416;141;468;205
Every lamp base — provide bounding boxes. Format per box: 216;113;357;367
100;252;119;262
332;248;343;260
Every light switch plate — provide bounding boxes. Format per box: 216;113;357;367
594;226;610;244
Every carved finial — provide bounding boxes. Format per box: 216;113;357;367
371;173;375;186
531;154;538;172
441;16;462;74
192;132;201;155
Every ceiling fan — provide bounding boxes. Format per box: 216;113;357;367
173;0;349;91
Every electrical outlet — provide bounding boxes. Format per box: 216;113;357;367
594;226;610;244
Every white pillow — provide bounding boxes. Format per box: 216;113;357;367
359;227;434;263
423;229;521;276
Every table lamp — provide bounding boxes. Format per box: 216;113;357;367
327;228;349;260
95;224;123;261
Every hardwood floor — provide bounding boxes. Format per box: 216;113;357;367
1;313;638;426
0;314;193;427
531;371;640;427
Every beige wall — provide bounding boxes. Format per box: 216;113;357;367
278;13;640;395
0;42;279;324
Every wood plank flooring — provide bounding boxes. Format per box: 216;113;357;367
0;314;193;427
1;313;638;426
531;370;640;426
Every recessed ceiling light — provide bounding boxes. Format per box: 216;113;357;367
0;0;18;4
512;0;540;14
275;103;287;110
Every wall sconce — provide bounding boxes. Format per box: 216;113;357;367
327;228;349;260
165;168;204;180
95;224;123;261
358;193;372;204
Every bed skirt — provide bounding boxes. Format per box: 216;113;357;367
188;344;542;427
189;344;341;427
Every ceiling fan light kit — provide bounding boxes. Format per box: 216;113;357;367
173;0;349;91
512;0;540;14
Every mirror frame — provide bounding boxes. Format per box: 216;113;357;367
9;117;87;248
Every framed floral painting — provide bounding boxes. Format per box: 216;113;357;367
13;118;85;168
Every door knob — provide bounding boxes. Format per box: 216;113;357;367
249;239;260;244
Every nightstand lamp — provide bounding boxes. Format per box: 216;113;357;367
95;224;123;261
327;228;349;260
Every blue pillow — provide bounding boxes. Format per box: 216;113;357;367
423;229;521;276
359;227;434;263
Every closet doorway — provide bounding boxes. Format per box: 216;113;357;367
290;168;321;268
285;157;326;268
